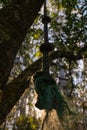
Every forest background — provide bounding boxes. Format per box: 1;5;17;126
0;0;87;130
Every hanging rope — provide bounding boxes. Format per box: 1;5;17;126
33;0;75;129
40;0;54;74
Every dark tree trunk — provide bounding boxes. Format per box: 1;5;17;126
0;0;44;125
0;0;44;89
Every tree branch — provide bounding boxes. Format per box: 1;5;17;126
0;58;42;125
0;49;86;125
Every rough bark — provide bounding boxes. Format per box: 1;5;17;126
0;0;44;89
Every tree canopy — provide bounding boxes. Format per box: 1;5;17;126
0;0;87;128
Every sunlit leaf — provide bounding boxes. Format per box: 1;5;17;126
35;51;42;58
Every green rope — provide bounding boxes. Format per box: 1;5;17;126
34;71;74;120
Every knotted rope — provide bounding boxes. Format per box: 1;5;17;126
33;0;75;129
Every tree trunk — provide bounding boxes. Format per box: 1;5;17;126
0;0;44;89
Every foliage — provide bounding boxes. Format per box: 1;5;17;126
13;116;41;130
0;0;11;6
